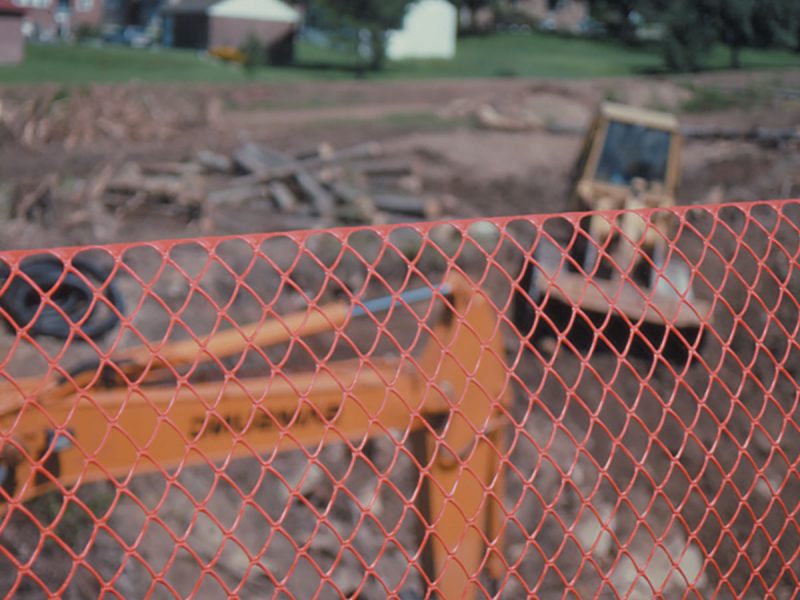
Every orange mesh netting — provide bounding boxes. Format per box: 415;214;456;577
0;199;798;599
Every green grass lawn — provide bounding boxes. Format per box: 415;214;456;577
374;33;664;78
0;32;797;85
0;43;255;84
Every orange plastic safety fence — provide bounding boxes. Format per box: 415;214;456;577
0;199;799;599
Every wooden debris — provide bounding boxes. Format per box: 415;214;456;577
14;173;58;222
294;142;335;162
234;142;295;175
85;164;115;204
30;139;449;235
372;193;442;219
347;158;414;178
329;182;377;223
108;173;185;199
234;142;385;185
296;171;336;221
371;192;426;217
267;181;298;213
196;150;233;174
0;84;212;149
140;162;203;177
317;142;383;165
207;185;265;207
475;104;543;132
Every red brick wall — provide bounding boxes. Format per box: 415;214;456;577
16;5;50;32
71;0;103;29
18;0;102;37
0;15;24;63
514;0;588;31
208;17;293;49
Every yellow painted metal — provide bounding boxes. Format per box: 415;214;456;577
1;301;354;411
116;300;353;377
545;102;711;330
0;276;510;599
600;102;679;132
416;275;510;597
577;102;682;213
2;360;420;505
542;265;711;328
209;45;247;64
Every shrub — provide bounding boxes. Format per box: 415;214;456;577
239;33;266;72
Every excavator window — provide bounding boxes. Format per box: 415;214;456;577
595;121;671;187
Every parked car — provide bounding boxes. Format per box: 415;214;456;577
576;17;607;37
103;25;153;47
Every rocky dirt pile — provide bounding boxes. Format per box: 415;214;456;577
0;84;219;149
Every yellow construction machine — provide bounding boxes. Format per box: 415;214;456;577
0;275;508;598
513;102;712;360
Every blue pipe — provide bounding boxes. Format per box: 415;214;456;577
351;283;451;318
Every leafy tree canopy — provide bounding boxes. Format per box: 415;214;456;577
314;0;418;69
588;0;799;71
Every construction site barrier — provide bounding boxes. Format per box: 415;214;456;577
0;199;798;599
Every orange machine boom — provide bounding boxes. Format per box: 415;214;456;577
0;276;510;598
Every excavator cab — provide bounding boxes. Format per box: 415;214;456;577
514;103;711;361
570;103;680;210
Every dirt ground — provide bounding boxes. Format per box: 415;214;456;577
0;70;799;598
1;70;799;246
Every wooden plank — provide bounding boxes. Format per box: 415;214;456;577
294;142;335;161
233;142;295;174
329;181;377;223
139;162;203;177
207;185;266;206
372;192;441;219
14;173;57;221
295;171;336;220
351;158;414;178
367;174;423;194
233;142;384;185
267;181;298;213
196;150;233;174
540;266;710;328
108;175;183;199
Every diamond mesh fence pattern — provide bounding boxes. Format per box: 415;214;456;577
0;200;798;599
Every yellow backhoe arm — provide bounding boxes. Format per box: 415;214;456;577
0;276;510;598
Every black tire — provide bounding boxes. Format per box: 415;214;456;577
568;215;593;273
512;250;706;365
0;255;124;341
512;255;539;339
512;255;561;344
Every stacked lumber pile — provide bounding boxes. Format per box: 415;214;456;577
9;141;446;238
102;141;442;228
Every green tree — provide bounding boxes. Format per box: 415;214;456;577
661;0;799;71
459;0;495;33
717;0;756;68
316;0;418;70
751;0;800;50
661;1;716;71
240;33;266;73
586;0;642;44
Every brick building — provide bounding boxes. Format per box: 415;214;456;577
0;1;24;64
162;0;299;64
10;0;102;39
515;0;588;31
